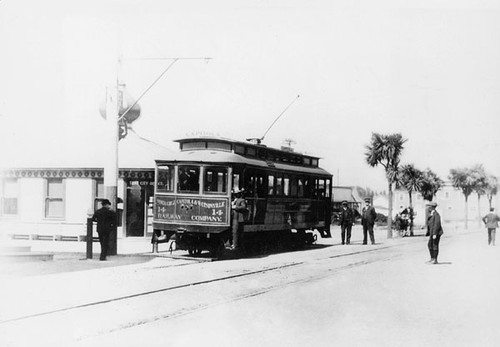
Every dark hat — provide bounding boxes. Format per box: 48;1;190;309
341;200;348;205
364;198;371;203
426;201;437;207
101;199;111;206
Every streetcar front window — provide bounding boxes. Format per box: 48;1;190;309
204;167;228;194
178;166;200;194
157;165;174;192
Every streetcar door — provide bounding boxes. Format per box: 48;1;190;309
125;180;154;237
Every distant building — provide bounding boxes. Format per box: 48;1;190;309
332;186;363;213
372;195;389;219
394;181;500;225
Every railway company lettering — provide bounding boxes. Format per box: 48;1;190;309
191;215;223;222
176;199;225;209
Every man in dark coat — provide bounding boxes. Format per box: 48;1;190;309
482;207;500;246
361;198;377;245
426;201;443;264
339;200;354;245
92;199;117;261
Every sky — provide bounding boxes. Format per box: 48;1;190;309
1;0;500;190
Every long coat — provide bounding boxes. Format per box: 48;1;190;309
427;210;443;237
92;207;117;234
339;207;354;226
483;213;500;229
362;206;377;227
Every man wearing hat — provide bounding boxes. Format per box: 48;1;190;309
231;187;248;251
426;201;443;264
361;198;377;245
482;207;500;246
339;200;354;245
92;199;117;261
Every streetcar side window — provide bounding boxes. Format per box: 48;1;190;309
232;173;241;192
256;175;267;197
297;178;304;197
268;175;275;195
283;176;290;196
316;179;326;198
157;165;174;192
290;177;298;197
178;166;200;194
275;176;283;196
204;167;228;194
325;179;331;198
304;177;313;198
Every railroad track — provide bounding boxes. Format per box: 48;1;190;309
0;242;410;324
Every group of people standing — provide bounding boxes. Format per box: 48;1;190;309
338;198;443;264
338;198;377;246
338;197;500;265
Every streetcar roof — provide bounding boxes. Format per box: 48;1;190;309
174;136;321;159
155;150;331;176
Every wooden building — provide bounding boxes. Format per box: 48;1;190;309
0;130;173;241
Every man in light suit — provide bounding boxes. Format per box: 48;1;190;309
426;201;443;264
482;207;500;246
231;188;248;251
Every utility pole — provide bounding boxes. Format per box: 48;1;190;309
104;57;120;256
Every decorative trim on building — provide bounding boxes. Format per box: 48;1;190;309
1;168;155;180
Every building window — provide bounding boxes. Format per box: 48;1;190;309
94;179;106;211
45;178;65;218
2;178;18;215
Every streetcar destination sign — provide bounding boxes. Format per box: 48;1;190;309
155;195;229;225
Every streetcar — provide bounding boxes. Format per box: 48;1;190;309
152;136;332;257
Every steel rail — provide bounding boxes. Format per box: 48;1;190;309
0;241;417;326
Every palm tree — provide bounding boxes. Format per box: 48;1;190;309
471;165;488;226
365;133;407;238
395;164;423;236
420;169;444;202
420;169;444;230
449;167;476;229
485;175;499;210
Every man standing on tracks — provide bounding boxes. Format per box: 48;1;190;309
482;207;500;246
361;198;377;245
231;188;248;251
92;199;117;261
426;201;443;264
339;200;354;245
